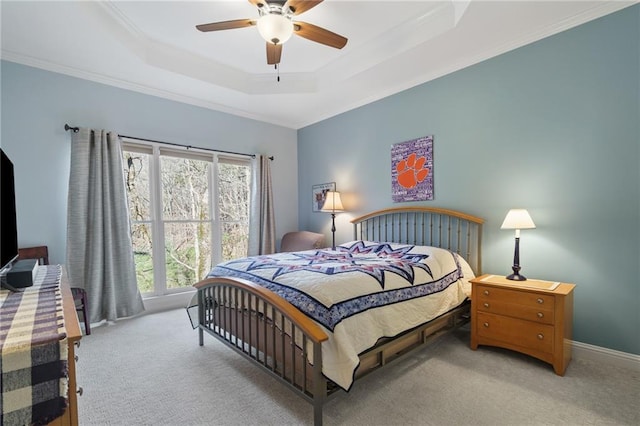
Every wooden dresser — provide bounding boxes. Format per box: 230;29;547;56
470;274;575;375
0;266;81;426
49;271;82;426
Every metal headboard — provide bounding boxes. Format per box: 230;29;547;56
352;207;484;275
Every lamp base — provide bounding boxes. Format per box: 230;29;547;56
507;258;527;281
506;272;527;281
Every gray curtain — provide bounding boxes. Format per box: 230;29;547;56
248;155;276;256
66;128;144;323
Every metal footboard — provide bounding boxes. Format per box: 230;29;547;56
195;276;329;426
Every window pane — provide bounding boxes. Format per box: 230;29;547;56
222;222;248;261
161;156;210;221
165;222;212;288
219;162;250;261
131;222;154;294
122;145;253;297
218;162;250;222
123;150;151;221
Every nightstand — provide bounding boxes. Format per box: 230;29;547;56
470;274;575;375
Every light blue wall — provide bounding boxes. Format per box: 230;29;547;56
1;61;299;266
298;6;639;354
1;6;638;356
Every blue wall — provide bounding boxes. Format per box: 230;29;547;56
1;62;299;266
298;6;639;354
1;6;638;355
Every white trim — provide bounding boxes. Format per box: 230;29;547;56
122;143;250;297
0;51;284;126
135;293;640;372
572;340;640;371
2;1;632;130
142;290;196;314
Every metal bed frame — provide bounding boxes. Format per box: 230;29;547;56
194;207;484;425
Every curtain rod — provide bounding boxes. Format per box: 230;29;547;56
64;124;274;160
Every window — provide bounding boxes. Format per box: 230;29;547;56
122;141;251;296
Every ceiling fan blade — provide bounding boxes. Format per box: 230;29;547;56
285;0;323;15
266;43;283;65
293;21;347;49
248;0;267;9
196;19;255;32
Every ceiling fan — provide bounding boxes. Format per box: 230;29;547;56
196;0;348;66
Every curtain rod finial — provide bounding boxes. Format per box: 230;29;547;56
64;124;79;133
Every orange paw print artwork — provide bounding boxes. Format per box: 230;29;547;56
396;152;429;189
391;135;434;202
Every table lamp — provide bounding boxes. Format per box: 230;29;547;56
501;209;536;281
321;191;344;250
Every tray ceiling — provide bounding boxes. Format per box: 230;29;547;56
1;1;634;129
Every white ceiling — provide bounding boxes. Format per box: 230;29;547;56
1;1;635;129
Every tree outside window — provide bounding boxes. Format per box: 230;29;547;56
122;143;251;295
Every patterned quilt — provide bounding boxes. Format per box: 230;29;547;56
202;241;474;390
0;265;69;426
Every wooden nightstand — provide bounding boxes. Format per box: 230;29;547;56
470;274;575;376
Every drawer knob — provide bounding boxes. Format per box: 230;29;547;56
483;302;490;308
77;386;84;396
483;322;489;328
483;290;489;296
537;298;544;304
537;333;544;340
537;312;544;319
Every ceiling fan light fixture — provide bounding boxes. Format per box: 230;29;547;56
257;13;293;45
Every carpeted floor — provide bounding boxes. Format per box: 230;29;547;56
76;308;639;425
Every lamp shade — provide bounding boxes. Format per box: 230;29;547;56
257;14;293;45
321;191;344;212
501;209;536;230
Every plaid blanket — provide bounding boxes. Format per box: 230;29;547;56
1;265;69;426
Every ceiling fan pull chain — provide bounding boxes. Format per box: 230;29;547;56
276;63;280;82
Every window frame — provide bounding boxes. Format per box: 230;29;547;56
121;138;252;297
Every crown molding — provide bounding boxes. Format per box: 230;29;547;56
2;1;634;129
0;51;294;128
295;1;638;128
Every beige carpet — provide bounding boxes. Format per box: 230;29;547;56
76;308;639;425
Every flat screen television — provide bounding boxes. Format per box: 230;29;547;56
1;148;19;273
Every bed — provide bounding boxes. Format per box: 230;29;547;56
193;207;483;425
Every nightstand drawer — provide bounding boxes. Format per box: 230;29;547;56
477;299;554;324
477;312;554;354
477;285;555;309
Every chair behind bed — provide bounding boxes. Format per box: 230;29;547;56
280;231;326;252
352;207;484;275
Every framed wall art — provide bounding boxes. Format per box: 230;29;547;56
312;182;335;212
391;135;434;202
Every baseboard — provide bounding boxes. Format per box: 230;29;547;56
138;292;640;371
572;340;640;371
142;290;195;314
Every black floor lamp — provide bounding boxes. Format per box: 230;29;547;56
501;209;536;281
321;191;344;250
